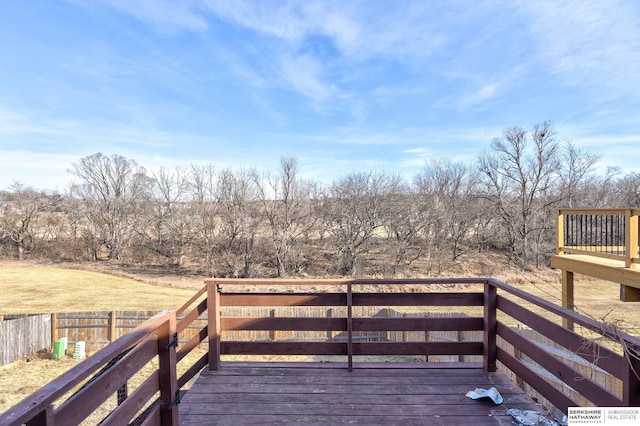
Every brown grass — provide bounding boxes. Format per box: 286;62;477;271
0;262;198;314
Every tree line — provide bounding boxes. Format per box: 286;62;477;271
2;122;639;277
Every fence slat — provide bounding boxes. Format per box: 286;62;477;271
0;314;51;366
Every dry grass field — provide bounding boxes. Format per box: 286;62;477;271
0;261;199;314
0;261;206;415
1;260;640;418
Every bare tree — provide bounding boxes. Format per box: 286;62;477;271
140;167;192;265
327;171;406;276
217;168;262;277
478;122;562;268
189;165;220;275
383;187;427;275
255;157;315;277
0;182;48;260
615;172;640;207
414;159;479;273
559;141;602;208
69;153;152;261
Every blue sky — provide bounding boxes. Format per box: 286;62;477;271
1;0;639;191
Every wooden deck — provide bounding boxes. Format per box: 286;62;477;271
179;362;545;425
5;278;639;425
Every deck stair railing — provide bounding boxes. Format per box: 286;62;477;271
2;278;639;425
558;208;640;268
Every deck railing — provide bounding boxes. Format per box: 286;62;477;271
0;295;209;426
2;278;639;425
203;278;640;413
557;208;640;268
205;278;489;372
0;311;179;426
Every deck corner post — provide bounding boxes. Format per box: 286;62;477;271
627;209;639;269
483;281;497;372
157;313;178;425
557;209;565;255
207;281;221;370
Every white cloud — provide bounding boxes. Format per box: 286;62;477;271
204;1;447;61
279;54;334;101
517;0;640;98
204;1;360;51
73;0;209;33
455;83;500;110
201;1;453;104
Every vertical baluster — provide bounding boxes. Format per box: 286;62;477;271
620;214;623;253
600;214;605;252
609;215;614;254
579;214;583;249
591;214;596;251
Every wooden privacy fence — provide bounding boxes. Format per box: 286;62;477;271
0;314;51;366
50;309;476;349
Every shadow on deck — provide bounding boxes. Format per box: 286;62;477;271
180;362;540;426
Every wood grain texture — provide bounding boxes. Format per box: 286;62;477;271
179;363;545;425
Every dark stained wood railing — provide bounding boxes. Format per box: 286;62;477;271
206;278;640;414
490;278;640;412
0;291;210;426
0;311;179;426
206;278;488;372
2;277;639;424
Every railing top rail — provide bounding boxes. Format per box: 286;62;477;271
487;278;640;347
177;285;207;316
206;277;490;287
558;208;639;215
0;310;174;426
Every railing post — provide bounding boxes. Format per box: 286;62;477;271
621;210;640;301
424;311;430;363
208;282;221;370
157;313;178;425
627;209;639;269
346;282;353;372
25;405;54;426
557;209;565;255
269;309;276;341
483;281;497;372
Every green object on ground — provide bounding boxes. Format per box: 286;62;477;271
52;338;66;359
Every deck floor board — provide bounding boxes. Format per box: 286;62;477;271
179;363;547;425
